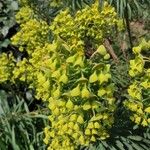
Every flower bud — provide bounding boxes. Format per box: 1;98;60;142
97;45;107;55
66;99;74;110
104;53;110;60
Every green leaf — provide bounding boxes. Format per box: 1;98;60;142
0;140;7;150
133;124;139;130
97;143;106;150
142;138;150;144
12;125;20;150
123;141;134;150
140;143;150;150
0;39;10;48
101;141;109;148
109;146;117;150
1;26;9;37
128;136;143;141
131;142;144;150
11;1;18;10
116;140;125;150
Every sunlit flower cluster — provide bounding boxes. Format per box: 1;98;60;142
50;0;123;51
9;1;122;149
124;39;150;127
11;18;50;54
0;53;15;83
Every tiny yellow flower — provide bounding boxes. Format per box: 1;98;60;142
59;73;68;84
85;129;91;135
81;84;90;98
53;107;60;115
98;73;109;84
62;124;68;132
91;135;96;142
72;133;78;139
68;122;74;128
66;55;76;63
94;122;101;129
53;87;60;98
70;114;77;121
83;101;91;110
70;84;81;97
74;56;84;67
104;53;110;60
141;119;148;127
89;71;98;83
97;45;107;55
66;99;74;110
135;116;141;124
87;122;94;129
73;123;79;130
51;69;61;79
98;88;106;96
77;115;84;124
43;137;49;144
79;135;85;144
92;129;98;135
132;46;141;54
144;107;150;113
140;80;150;89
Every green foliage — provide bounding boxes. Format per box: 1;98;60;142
17;0;94;23
0;90;48;150
100;0;150;19
89;133;150;150
0;0;18;50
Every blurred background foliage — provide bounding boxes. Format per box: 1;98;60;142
0;90;48;150
0;0;19;50
0;0;150;149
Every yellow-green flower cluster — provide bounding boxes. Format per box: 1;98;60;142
124;39;150;127
11;13;50;54
0;53;15;83
40;41;116;149
10;1;123;149
50;0;123;51
12;58;34;83
15;6;34;24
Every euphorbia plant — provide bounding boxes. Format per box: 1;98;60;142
0;0;149;150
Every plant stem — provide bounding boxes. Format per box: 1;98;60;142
125;0;133;49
